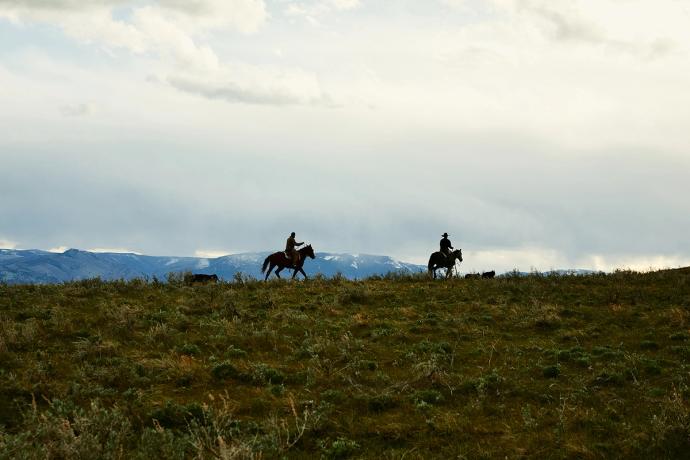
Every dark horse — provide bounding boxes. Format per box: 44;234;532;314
428;249;463;279
261;245;316;280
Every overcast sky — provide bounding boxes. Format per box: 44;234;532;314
1;0;689;272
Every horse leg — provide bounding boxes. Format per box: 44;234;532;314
298;267;308;279
264;263;273;281
275;267;283;279
292;268;298;279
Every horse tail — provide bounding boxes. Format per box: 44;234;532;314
261;255;271;274
427;255;435;273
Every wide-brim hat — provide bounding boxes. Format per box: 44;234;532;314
442;232;449;237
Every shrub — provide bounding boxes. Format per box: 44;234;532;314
321;437;360;459
366;394;397;412
321;389;345;404
175;343;201;356
669;332;690;341
412;389;444;406
641;340;660;350
337;285;370;305
211;361;240;380
251;364;286;385
413;340;452;355
148;401;205;430
542;365;560;379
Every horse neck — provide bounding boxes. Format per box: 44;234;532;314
299;246;309;255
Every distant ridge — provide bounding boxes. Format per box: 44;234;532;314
0;248;425;284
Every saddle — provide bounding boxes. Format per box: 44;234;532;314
284;252;301;264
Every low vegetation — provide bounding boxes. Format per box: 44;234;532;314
1;269;690;458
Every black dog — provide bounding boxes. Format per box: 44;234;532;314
482;271;496;279
185;274;219;285
464;273;481;279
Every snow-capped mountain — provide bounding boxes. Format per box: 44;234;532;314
0;248;425;284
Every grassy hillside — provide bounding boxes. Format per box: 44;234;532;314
1;270;690;459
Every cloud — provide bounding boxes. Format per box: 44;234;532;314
167;67;334;106
88;247;142;254
463;247;566;273
59;103;94;117
1;1;689;270
0;0;308;106
0;0;267;32
330;0;360;11
0;0;330;107
517;1;603;44
0;1;126;13
579;254;690;273
459;248;690;274
512;1;677;58
194;249;231;258
285;0;361;22
439;0;684;58
48;246;70;253
0;238;18;249
0;2;262;68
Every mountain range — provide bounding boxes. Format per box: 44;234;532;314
0;248;426;284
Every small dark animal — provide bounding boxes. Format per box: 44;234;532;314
465;273;481;279
186;274;218;285
482;271;496;279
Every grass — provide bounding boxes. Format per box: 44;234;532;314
1;268;690;458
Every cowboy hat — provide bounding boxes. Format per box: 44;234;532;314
442;232;449;237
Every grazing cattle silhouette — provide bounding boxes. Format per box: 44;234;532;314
428;249;463;279
185;274;218;285
261;244;316;280
482;271;496;279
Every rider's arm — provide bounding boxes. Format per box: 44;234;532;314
296;241;304;246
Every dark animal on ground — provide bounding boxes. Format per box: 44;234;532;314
185;274;219;285
428;249;463;279
482;271;496;279
262;244;316;280
465;273;481;279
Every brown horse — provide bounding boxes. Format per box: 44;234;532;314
428;249;463;279
261;244;316;280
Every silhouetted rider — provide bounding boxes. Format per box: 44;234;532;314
440;232;453;258
286;232;304;266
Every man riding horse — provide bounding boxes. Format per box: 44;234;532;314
261;232;315;280
428;232;462;279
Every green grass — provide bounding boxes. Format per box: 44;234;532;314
1;269;690;458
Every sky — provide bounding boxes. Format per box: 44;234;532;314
1;0;690;273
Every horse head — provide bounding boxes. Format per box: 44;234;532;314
303;244;316;259
453;249;463;262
